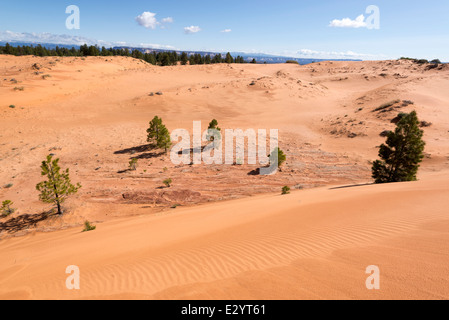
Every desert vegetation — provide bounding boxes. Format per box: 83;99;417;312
163;178;173;188
269;148;287;168
129;158;138;171
35;155;81;215
282;186;291;195
82;221;96;232
372;111;425;183
1;200;15;218
0;43;248;66
147;116;172;152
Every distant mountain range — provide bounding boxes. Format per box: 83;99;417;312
0;41;362;65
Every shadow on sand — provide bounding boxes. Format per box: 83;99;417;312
114;144;165;165
0;210;57;234
329;183;374;190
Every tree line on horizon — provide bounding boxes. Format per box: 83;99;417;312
0;43;248;66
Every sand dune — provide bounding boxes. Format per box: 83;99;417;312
1;56;449;299
0;171;448;299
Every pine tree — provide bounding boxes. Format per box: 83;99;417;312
147;116;164;144
147;116;172;151
207;119;222;142
269;148;287;168
372;111;426;183
36;155;81;215
208;119;221;132
157;125;172;152
180;52;188;65
225;52;234;64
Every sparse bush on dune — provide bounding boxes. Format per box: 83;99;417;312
282;186;291;195
163;178;173;188
286;60;299;65
82;221;96;232
1;200;15;218
399;57;430;64
372;111;425;183
129;158;138;171
9;105;16;109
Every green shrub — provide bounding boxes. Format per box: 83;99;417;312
1;200;15;217
163;178;173;188
82;221;96;232
129;158;138;171
282;186;291;195
286;60;299;64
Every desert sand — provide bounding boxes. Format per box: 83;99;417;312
0;55;448;299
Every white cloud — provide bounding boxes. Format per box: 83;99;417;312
0;30;102;46
0;30;177;51
139;43;176;50
329;14;367;28
221;29;232;33
161;17;174;24
297;48;383;60
135;12;159;29
184;26;201;34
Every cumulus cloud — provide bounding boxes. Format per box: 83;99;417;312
135;12;159;29
329;14;367;28
184;26;201;34
221;29;232;33
297;48;382;60
135;12;173;30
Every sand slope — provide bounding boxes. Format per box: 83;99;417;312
0;171;448;300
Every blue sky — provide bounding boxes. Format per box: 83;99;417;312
0;0;448;60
